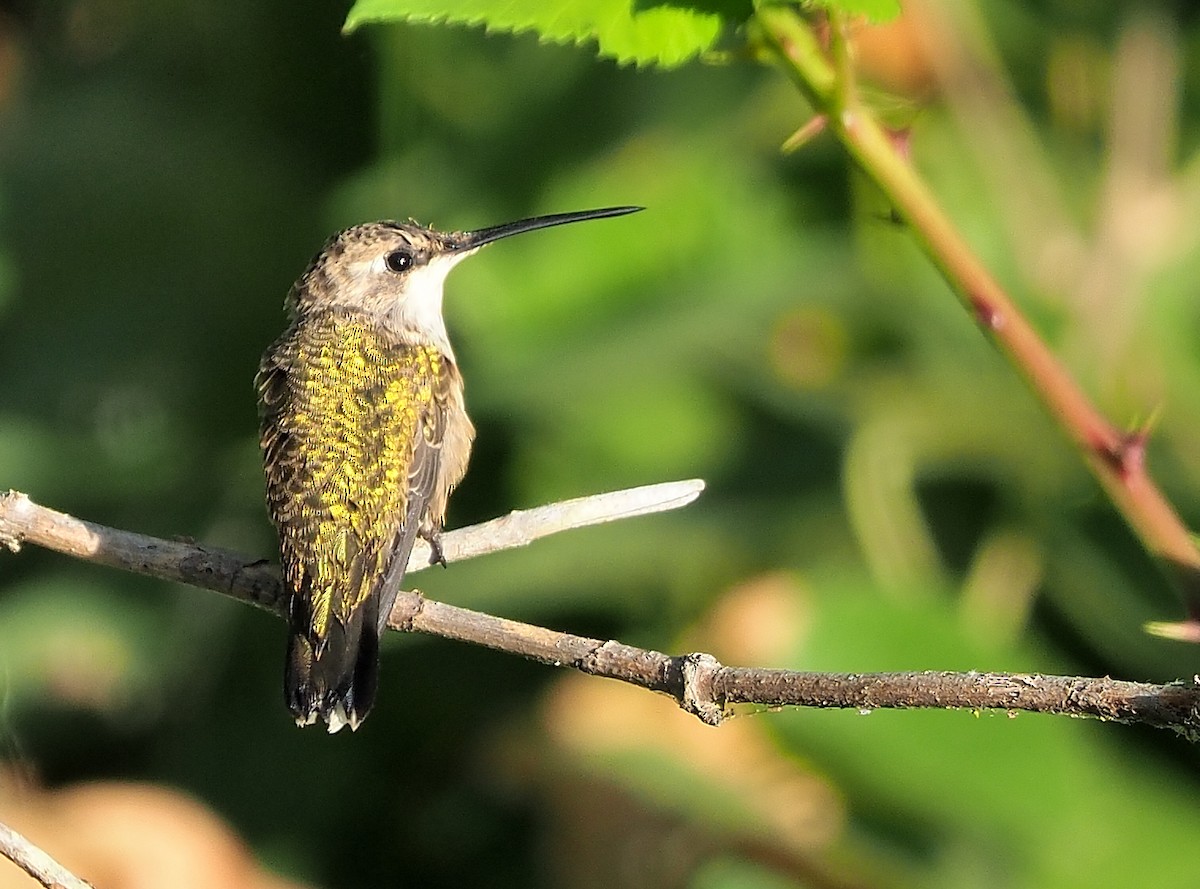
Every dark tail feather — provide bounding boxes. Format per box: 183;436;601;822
285;596;380;733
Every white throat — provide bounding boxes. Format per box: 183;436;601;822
385;249;476;357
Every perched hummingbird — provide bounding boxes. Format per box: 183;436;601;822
257;205;641;732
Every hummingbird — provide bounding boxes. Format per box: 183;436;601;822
257;205;642;732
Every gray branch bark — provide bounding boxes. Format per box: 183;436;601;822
2;488;1199;742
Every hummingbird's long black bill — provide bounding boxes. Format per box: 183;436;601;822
452;206;643;251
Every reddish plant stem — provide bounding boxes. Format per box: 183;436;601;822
753;6;1200;622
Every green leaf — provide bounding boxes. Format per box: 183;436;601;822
805;0;901;22
343;0;732;69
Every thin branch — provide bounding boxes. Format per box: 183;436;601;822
0;481;705;615
3;491;1199;740
713;668;1200;736
751;6;1200;633
0;821;93;889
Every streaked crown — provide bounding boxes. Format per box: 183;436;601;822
286;207;644;354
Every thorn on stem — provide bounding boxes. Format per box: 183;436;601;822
1119;429;1147;476
970;293;1004;331
885;125;912;161
1098;428;1149;480
1144;620;1200;643
782;115;828;153
813;16;831;49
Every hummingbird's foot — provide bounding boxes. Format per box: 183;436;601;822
424;530;447;568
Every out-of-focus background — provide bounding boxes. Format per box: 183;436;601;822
2;1;1200;887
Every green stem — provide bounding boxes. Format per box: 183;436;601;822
826;8;856;112
753;5;1200;622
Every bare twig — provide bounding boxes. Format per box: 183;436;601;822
713;668;1200;737
0;821;92;889
3;490;1199;739
0;481;705;615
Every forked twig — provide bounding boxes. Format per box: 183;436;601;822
2;488;1199;740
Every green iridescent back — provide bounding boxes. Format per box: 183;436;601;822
258;309;451;727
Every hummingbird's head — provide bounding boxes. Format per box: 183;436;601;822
288;206;644;355
289;221;469;354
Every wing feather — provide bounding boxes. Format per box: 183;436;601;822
258;309;456;726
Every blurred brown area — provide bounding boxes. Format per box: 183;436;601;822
0;778;310;889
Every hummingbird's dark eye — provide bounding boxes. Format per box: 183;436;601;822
384;249;413;273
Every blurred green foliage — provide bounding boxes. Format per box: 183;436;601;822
2;1;1200;887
